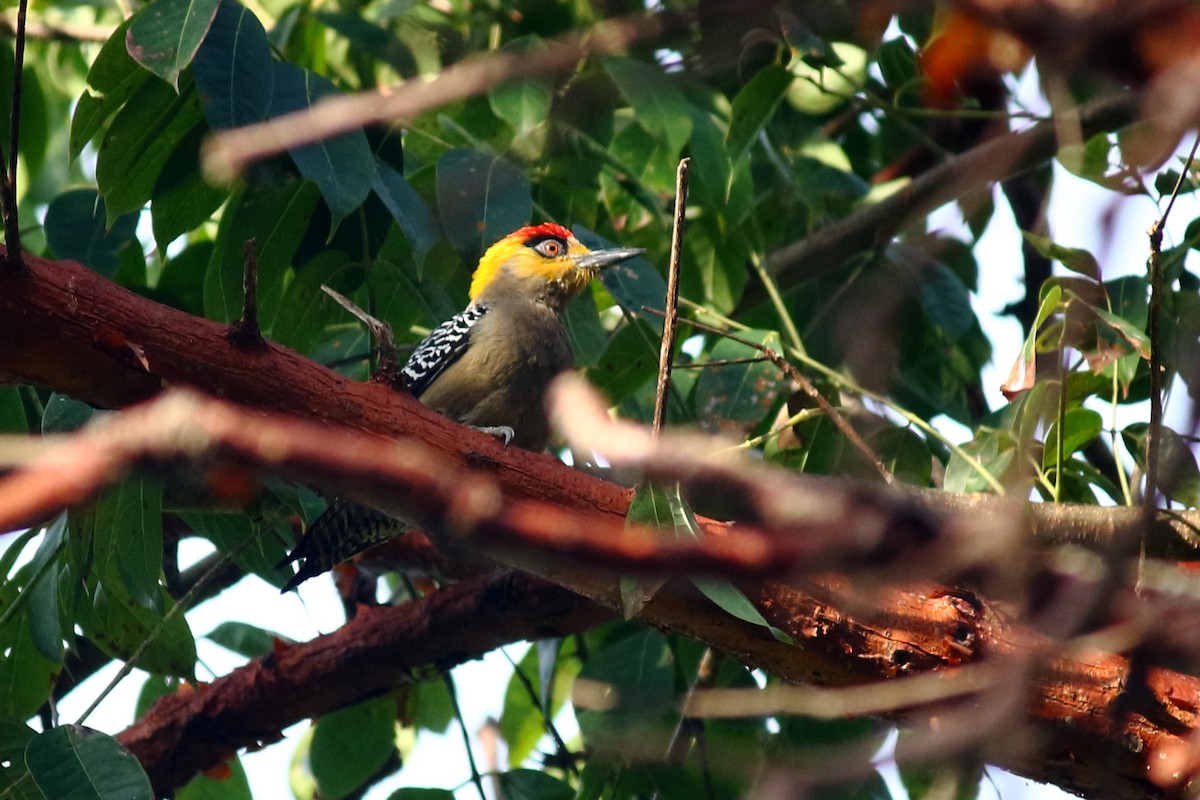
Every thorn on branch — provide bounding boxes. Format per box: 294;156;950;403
226;239;265;349
320;285;407;391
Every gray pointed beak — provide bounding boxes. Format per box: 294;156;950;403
574;247;644;271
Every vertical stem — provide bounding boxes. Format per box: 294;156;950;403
0;0;25;268
444;672;488;800
652;158;690;437
1144;133;1199;508
9;0;25;190
1145;221;1163;511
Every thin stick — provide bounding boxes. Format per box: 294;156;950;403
321;284;405;390
681;300;1003;494
226;240;263;347
0;0;25;268
76;552;235;725
8;0;24;192
444;672;488;800
653;158;689;436
646;309;895;485
1143;131;1200;545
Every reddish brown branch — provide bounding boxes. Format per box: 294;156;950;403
117;571;612;794
11;249;1200;799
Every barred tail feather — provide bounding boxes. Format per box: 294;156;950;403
278;500;410;591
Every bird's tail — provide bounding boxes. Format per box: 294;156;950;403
277;500;410;591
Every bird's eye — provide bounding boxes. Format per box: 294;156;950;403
535;239;563;257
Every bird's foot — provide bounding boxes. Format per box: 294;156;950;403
472;425;515;446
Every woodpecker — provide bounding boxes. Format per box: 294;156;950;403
278;223;643;590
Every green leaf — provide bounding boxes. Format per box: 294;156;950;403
151;125;227;251
726;64;791;165
205;621;286;658
80;477;164;612
177;510;292;588
77;582;197;677
310;695;399;800
0;718;36;797
575;629;675;750
564;284;608;368
944;429;1017;493
202;178;320;325
70;18;149;160
1090;304;1151;360
869;427;933;487
314;11;416;76
694;329;785;435
785;42;867;115
620;482;675;617
26;515;68;663
897;754;984;800
1001;283;1062;399
0;594;60;718
126;0;221;89
269;63;375;230
498;770;574;800
916;262;974;340
489;37;552;137
877;37;920;95
1122;423;1200;506
1022;231;1101;280
386;790;456;800
41;393;96;433
604;57;692;155
586;318;660;407
691;576;785;640
191;0;272;130
500;640;579;767
44;188;140;278
96;74;204;225
406;678;454;734
373;161;438;268
436;149;531;257
25;726;153;800
271;251;355;355
1044;408;1103;469
0;387;26;433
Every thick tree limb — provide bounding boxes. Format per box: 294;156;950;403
3;391;1200;798
9;246;1200;799
117;571;612;794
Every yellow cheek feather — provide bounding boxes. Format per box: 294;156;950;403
469;233;595;301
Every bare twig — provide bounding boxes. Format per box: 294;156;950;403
0;0;25;269
444;672;487;800
226;240;264;348
653;158;689;436
1145;133;1200;508
644;309;895;484
203;16;654;182
321;284;405;391
680;662;1000;719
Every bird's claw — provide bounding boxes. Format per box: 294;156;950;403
473;425;515;446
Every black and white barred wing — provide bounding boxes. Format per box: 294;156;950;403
401;304;489;398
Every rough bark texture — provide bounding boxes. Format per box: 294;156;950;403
8;249;1200;800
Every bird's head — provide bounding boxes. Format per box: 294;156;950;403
469;223;644;309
